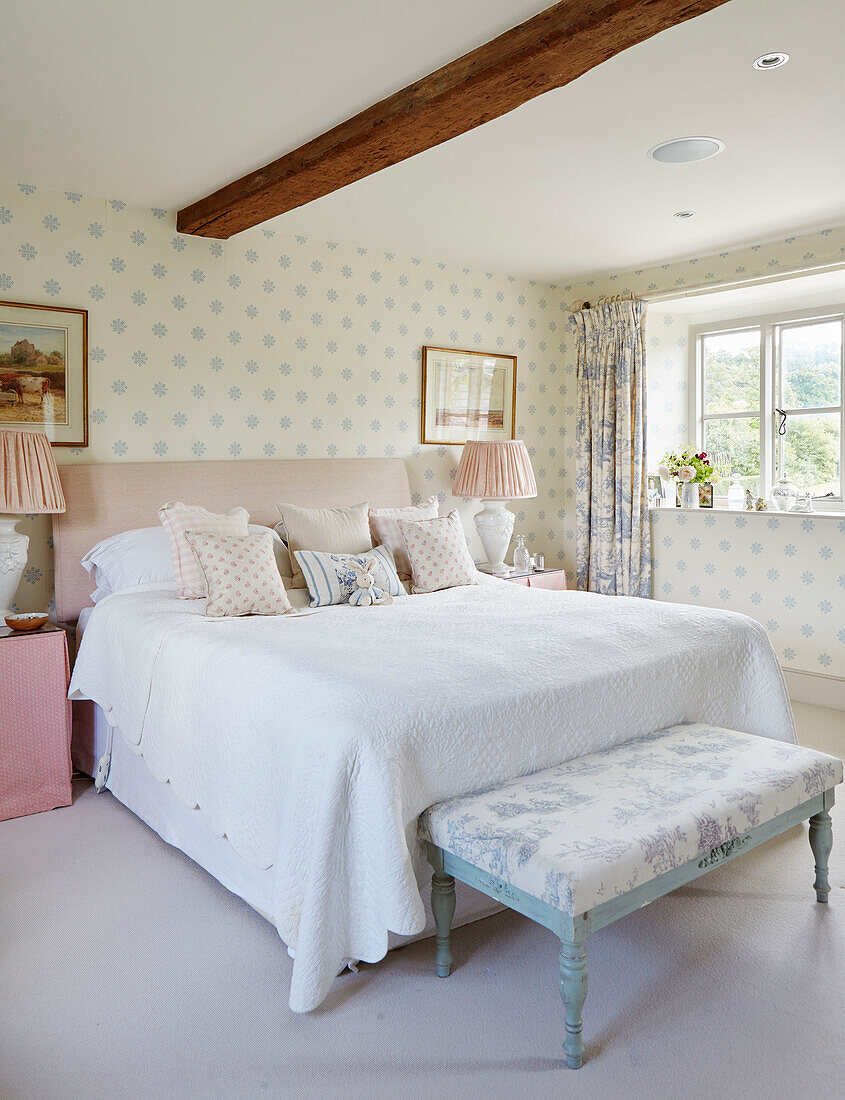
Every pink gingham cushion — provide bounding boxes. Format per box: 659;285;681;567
397;510;479;594
369;496;439;582
184;531;292;618
158;501;250;598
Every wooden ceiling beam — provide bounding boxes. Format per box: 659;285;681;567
177;0;731;238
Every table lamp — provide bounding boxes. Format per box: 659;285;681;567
452;439;537;576
0;429;66;616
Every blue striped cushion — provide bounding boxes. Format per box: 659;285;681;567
294;544;406;607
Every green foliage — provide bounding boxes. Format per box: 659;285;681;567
703;326;841;493
704;345;759;413
705;418;760;476
783;354;839;408
784;416;840;492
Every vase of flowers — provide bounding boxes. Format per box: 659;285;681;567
661;447;715;509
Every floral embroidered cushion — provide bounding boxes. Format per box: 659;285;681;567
184;530;292;618
276;501;372;589
368;496;439;582
397;510;479;594
293;544;405;607
158;501;250;598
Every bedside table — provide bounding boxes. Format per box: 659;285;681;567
0;623;73;822
501;568;567;591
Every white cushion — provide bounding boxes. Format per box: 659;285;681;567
276;501;372;589
369;496;439;581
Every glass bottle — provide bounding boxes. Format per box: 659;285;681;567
727;475;745;511
513;535;530;573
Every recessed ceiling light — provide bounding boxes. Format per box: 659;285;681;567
753;52;789;70
648;137;725;164
674;210;695;219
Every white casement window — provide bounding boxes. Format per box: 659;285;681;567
691;304;844;508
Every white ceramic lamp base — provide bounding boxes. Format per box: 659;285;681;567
0;515;28;618
474;501;515;576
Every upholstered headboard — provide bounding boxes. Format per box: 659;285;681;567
53;457;412;622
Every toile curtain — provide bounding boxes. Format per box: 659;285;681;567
574;296;650;597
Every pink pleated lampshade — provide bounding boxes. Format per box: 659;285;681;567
0;429;66;514
452;439;537;500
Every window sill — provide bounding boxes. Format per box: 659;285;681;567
649;505;845;519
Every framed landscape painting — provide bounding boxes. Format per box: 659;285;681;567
0;300;87;446
421;346;516;445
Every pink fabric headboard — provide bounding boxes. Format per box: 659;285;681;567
53;457;412;622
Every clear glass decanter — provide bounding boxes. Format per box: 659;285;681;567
727;475;745;511
512;535;531;572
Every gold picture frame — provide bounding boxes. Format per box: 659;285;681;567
421;345;516;445
0;299;88;446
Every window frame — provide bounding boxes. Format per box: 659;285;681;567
690;303;845;509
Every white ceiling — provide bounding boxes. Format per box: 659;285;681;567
4;0;844;281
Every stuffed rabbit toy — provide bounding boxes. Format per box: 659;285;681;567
348;558;392;606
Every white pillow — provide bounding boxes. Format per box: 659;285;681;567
81;524;291;600
81;526;173;599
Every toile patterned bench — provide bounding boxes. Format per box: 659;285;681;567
419;723;842;1069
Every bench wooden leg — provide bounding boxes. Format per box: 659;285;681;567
809;811;833;903
431;871;456;977
558;939;588;1069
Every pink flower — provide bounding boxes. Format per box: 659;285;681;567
678;464;696;483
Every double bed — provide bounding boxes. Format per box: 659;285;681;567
58;458;797;1012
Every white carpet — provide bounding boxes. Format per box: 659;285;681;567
1;703;843;1100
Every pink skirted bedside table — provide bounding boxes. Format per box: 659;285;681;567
0;623;73;821
501;568;567;591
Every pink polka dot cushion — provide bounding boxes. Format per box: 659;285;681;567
159;501;250;599
396;510;479;594
184;530;292;618
368;496;439;582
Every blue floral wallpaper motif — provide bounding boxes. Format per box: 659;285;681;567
3;176;844;681
650;509;845;678
0;181;577;612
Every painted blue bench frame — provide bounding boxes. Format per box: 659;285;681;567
425;787;835;1069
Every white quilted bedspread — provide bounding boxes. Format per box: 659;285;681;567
69;579;795;1012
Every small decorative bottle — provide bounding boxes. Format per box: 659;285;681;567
513;535;531;573
727;475;745;511
771;472;798;512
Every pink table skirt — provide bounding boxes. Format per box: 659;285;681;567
0;629;72;821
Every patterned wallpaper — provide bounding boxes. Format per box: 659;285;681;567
651;509;845;677
640;308;690;470
561;225;845;680
0;180;573;613
3;176;843;681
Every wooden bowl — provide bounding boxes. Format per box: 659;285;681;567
4;612;49;632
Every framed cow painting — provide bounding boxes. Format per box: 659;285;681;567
0;300;87;446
